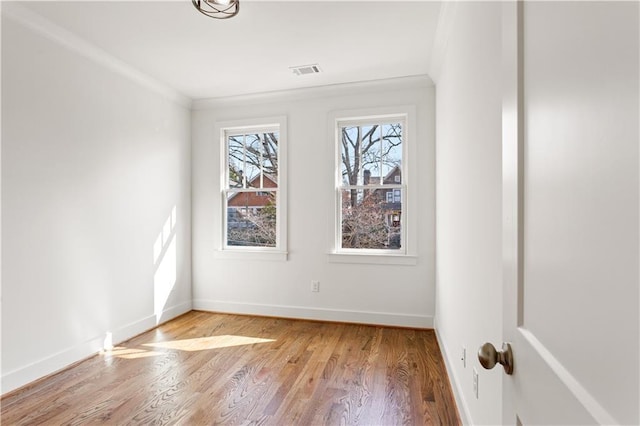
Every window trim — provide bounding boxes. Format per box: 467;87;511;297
327;106;417;265
215;116;288;260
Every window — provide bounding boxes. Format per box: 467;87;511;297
385;189;402;204
334;113;409;255
218;117;287;258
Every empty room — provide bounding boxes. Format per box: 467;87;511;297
1;1;639;424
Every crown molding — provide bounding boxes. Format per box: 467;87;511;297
428;1;459;84
192;75;434;110
2;2;192;109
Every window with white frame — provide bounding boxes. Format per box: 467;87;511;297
335;114;407;253
221;117;287;253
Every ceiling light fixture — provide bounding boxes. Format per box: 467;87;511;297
192;0;239;19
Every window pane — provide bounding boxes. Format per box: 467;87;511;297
227;191;277;247
227;135;245;188
240;132;279;189
341;125;387;187
340;126;359;185
361;125;382;185
340;124;401;188
341;188;401;250
244;133;261;188
262;132;279;184
382;123;402;185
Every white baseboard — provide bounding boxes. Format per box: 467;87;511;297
434;319;472;425
192;299;433;329
152;300;193;328
1;300;192;396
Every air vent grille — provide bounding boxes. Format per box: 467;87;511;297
290;64;321;76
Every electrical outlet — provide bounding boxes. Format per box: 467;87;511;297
311;280;320;292
473;367;479;399
461;346;466;368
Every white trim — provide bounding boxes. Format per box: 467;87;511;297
327;253;417;266
337;115;406;128
518;328;619;425
0;301;191;395
434;322;472;426
227;188;279;195
328;106;417;259
501;3;522;423
428;1;459;84
193;75;434;110
193;299;433;329
154;301;192;326
213;249;288;261
2;2;191;108
224;124;280;137
339;184;403;191
217;116;288;256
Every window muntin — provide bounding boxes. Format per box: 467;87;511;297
223;126;281;250
336;117;406;252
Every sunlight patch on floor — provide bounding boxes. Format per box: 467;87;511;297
104;346;163;359
143;335;276;351
101;335;275;359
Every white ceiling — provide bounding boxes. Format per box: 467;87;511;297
17;1;443;100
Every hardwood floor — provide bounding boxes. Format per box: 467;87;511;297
1;311;460;425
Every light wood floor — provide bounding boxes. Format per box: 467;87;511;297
1;311;460;425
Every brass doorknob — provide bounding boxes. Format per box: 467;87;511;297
478;342;514;375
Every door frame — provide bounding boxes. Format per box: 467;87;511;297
501;1;522;422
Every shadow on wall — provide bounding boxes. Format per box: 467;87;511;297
153;206;178;324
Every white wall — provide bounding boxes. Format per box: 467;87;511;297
433;2;503;424
191;78;435;328
1;11;192;393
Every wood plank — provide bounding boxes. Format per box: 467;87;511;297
1;311;460;425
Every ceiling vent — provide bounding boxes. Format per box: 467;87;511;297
290;64;321;76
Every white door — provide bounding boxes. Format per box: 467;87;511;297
496;2;639;424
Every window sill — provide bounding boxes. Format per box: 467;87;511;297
327;252;417;265
214;249;288;261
